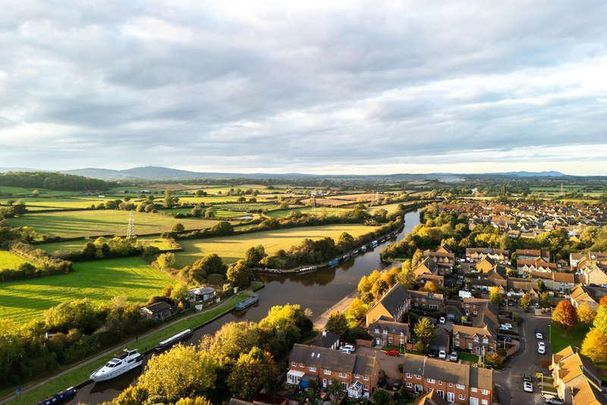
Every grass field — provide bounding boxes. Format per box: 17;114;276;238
6;210;219;238
265;206;350;218
36;237;181;256
0;257;173;322
550;322;588;353
175;224;379;266
160;207;245;219
0;197;113;209
0;187;80;197
0;251;29;269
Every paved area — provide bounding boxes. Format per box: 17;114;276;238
494;311;552;405
313;290;356;329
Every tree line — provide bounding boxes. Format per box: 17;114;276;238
0;172;114;192
0;241;72;282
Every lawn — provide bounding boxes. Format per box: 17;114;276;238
0;251;29;269
36;237;181;256
7;210;219;238
550;323;588;353
265;206;351;218
175;224;379;266
0;257;173;322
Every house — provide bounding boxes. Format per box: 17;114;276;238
515;249;551;261
517;258;557;274
422;246;455;274
429;326;451;354
570;285;607;311
368;319;409;348
454;298;498;355
187;287;216;302
578;263;607;286
414;258;445;288
313;331;341;350
409;290;445;312
550;346;607;405
401;353;493;405
466;248;510;263
287;344;379;398
415;389;448;405
571;252;607;270
475;257;497;274
139;301;173;321
530;271;576;292
366;283;410;326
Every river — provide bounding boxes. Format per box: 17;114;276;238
69;209;421;404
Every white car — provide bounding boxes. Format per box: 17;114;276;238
523;381;533;392
499;324;512;330
449;352;459;362
438;350;447;360
538;341;546;355
536;332;544;340
340;344;355;354
439;317;446;324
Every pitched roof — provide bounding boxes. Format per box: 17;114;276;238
374;283;409;318
402;353;492;389
290;343;356;372
415;390;448;405
368;319;410;336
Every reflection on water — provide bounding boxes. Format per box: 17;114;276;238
70;209;421;404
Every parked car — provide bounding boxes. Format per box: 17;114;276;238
523;375;533;392
384;349;400;357
535;331;544;340
498;335;512;342
438;350;447;360
499;324;512;330
340;344;355;354
449;351;459;362
439;316;446;324
538;341;546;355
545;398;564;405
428;348;438;357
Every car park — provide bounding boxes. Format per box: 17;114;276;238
438;350;447;359
340;344;355;354
449;351;458;361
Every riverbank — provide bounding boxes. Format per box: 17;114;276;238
1;283;263;405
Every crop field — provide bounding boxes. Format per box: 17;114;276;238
0;257;173;322
175;224;379;265
265;206;350;218
0;251;29;269
36;237;181;256
6;210;219;238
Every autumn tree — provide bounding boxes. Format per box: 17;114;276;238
245;245;266;267
227;347;277;400
422;280;438;293
135;345;217;402
593;305;607;334
489;286;502;305
325;312;349;338
413;317;435;352
226;260;253;288
519;294;531;311
552;300;578;329
200;321;260;364
347;298;368;325
577;303;596;326
175;397;213;405
581;329;607;363
172;223;185;233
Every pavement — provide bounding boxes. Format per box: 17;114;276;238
494;310;552;405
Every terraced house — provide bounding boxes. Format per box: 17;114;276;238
465;248;510;263
454;298;499;355
401;353;493;405
550;346;607;405
287;344;378;398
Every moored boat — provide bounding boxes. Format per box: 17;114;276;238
90;349;143;382
154;329;193;352
235;294;259;311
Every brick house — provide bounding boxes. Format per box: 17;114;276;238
550;346;606;405
139;301;173;321
570;285;607;312
368;319;410;348
530;271;576;293
466;248;510;263
454;298;498;355
401;353;493;405
517;258;557;274
515;249;551;262
366;283;411;326
414;258;445;288
422;246;455;274
287;344;379;398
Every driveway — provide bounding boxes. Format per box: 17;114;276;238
494;311;552;405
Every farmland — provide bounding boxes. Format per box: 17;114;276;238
0;251;29;269
36;237;180;256
0;257;173;322
265;206;351;218
175;224;379;265
6;210;220;238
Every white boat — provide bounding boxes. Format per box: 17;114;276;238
90;349;143;382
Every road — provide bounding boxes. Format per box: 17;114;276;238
494;310;552;405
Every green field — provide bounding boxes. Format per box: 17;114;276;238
160;207;246;219
0;257;173;322
6;210;219;238
175;224;379;266
0;251;29;269
36;237;181;256
0;187;80;197
550;322;588;353
0;197;114;209
265;206;350;218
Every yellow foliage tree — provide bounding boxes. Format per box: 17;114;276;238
577;303;596;326
581;329;607;364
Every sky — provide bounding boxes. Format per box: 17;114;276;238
1;0;606;175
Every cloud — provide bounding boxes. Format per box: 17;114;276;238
0;0;606;174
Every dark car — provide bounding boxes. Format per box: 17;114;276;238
498;335;512;342
38;387;77;405
427;348;438;357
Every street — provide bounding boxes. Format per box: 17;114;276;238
494;310;552;405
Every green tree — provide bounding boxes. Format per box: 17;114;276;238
372;388;395;405
226;260;253;288
519;294;531;311
172;223;185;233
135;345;217;402
200;321;261;364
227;347;277;400
539;292;551;309
325;312;349;338
154;252;175;270
325;378;345;405
245;245;266;267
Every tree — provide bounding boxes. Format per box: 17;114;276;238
577;303;596;326
422;280;438;293
204;207;216;218
201;321;260;364
347;298;368;324
489;286;502;305
539;292;551;309
135;345;217;402
226;260;253;288
325;378;345;405
325;312;349;338
172;223;185;233
183;254;226;284
413;317;435;351
245;245;266;267
581;329;607;363
227;347;277;400
175;397;212;405
593;305;607;334
552;300;578;329
519;294;531;312
372;388;394;405
154;253;175;270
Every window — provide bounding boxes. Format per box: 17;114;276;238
448;383;453;387
309;367;316;372
415;374;422;379
415;384;423;393
456;384;465;390
447;392;455;402
339;372;347;378
324;369;331;375
471;387;477;392
374;328;380;333
482;400;488;405
459;394;465;400
291;361;296;366
406;382;412;388
438;380;443;385
427;378;435;384
406;373;412;378
437;390;444;398
364;375;369;381
481;389;489;395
